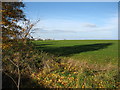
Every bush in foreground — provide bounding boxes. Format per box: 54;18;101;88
30;58;118;88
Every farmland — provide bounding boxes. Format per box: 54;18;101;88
33;40;118;65
30;40;118;88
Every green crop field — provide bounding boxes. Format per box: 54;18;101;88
33;40;118;65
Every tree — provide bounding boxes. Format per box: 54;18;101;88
2;2;26;90
2;2;40;89
1;2;26;49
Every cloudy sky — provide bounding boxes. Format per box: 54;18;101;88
24;2;118;40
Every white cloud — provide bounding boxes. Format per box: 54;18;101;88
36;19;80;31
35;19;98;32
33;15;118;40
82;23;97;28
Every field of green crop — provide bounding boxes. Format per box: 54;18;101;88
33;40;118;65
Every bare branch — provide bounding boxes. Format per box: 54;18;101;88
17;67;20;90
23;19;40;39
9;59;18;68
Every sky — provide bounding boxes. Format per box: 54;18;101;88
24;2;118;40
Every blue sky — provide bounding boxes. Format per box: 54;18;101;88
24;2;118;40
